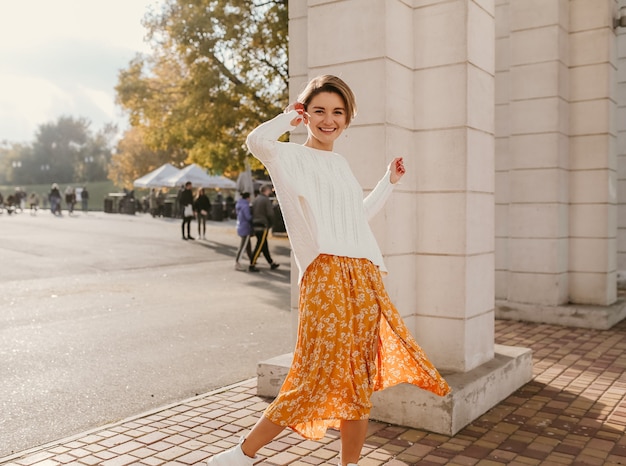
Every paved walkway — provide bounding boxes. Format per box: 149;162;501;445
1;317;625;466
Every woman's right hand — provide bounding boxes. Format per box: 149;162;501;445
285;102;308;126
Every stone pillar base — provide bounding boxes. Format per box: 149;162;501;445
257;344;532;436
496;299;626;330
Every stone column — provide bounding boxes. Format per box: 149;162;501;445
506;0;571;307
618;0;626;282
569;0;618;305
495;0;625;329
495;0;512;302
258;0;532;436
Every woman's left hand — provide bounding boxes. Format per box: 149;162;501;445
389;157;406;184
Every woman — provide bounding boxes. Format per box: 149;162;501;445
194;187;212;240
208;75;450;466
179;181;195;240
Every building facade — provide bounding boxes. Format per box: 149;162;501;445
495;0;626;329
259;0;625;436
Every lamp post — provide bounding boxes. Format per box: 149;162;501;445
40;164;50;184
11;160;21;184
84;156;94;182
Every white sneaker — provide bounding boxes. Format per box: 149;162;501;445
207;438;255;466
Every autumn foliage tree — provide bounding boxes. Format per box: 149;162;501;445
113;0;288;183
108;126;177;188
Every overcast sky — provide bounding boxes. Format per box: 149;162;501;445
0;1;160;143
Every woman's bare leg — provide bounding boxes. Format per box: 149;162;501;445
339;419;368;465
241;416;285;458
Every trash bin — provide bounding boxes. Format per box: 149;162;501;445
211;202;223;221
163;201;173;218
272;204;286;233
226;200;236;219
124;199;136;215
104;198;113;213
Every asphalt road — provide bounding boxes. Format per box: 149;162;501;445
0;209;294;457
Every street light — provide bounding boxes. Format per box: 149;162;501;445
84;156;94;182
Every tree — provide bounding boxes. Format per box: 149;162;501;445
114;0;288;179
108;126;179;189
0;116;115;186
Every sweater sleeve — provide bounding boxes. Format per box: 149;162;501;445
246;110;299;163
363;168;395;221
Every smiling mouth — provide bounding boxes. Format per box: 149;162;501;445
319;127;336;133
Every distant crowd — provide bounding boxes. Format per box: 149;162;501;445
0;184;89;216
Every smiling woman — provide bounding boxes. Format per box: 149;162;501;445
0;0;160;143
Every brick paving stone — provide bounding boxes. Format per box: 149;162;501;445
298;457;325;466
25;460;59;466
448;456;478;465
78;455;103;465
308;449;337;461
110;442;145;456
265;451;301;465
3;320;626;466
358;458;383;466
100;454;137;466
138;457;165;466
173;449;210;465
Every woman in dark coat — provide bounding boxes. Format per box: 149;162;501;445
179;181;194;240
193;187;212;240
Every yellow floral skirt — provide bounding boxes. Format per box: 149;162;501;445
263;254;450;440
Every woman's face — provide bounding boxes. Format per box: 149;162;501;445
304;91;347;151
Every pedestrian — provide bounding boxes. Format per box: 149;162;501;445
81;186;89;212
194;187;211;240
28;192;39;215
16;187;25;212
156;189;165;217
207;75;450;466
179;181;195;240
248;184;279;272
49;183;62;216
64;186;75;214
234;192;253;271
175;184;185;218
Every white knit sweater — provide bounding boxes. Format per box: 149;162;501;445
246;110;395;283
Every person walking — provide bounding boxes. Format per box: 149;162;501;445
234;192;253;271
194;187;212;240
179;181;195;240
64;186;75;214
28;192;39;215
207;75;450;466
248;184;279;272
49;183;62;216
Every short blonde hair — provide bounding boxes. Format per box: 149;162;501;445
297;75;357;126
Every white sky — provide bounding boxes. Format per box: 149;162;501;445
0;0;160;143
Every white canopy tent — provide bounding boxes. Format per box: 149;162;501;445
133;163;180;188
160;164;236;189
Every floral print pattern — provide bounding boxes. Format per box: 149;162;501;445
264;254;450;440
